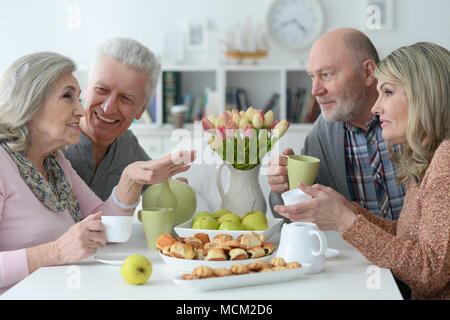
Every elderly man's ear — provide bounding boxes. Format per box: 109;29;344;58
362;59;377;86
135;105;147;120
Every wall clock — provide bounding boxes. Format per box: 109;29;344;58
266;0;324;50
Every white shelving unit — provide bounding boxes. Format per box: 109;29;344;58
153;64;314;127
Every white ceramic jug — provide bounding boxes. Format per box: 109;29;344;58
216;163;267;215
276;222;328;273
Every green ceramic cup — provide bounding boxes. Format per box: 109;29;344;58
285;155;320;189
138;208;175;250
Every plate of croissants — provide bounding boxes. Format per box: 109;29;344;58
173;256;311;291
156;232;277;272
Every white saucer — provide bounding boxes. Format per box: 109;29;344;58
325;248;340;258
94;253;133;266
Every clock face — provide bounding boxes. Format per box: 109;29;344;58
267;0;324;50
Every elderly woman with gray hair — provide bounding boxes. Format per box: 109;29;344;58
0;52;195;292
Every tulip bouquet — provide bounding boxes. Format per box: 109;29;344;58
202;107;289;170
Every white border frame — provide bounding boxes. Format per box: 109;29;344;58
365;0;394;31
185;20;208;51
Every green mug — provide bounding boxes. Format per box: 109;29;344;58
138;208;174;250
284;155;320;189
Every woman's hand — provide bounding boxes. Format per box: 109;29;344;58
115;150;196;205
52;211;106;265
274;183;356;233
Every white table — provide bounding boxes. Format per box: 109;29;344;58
1;222;402;300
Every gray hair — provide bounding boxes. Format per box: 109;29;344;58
91;37;161;105
0;52;76;152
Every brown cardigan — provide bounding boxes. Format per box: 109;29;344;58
342;140;450;300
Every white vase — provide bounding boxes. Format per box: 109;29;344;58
216;163;267;215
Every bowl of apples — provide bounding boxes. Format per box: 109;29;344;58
174;209;284;241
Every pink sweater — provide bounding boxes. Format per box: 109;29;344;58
342;140;450;299
0;147;126;292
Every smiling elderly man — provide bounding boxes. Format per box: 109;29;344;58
63;37;161;200
268;28;406;222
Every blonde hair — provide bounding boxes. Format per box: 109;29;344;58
374;42;450;185
0;52;76;152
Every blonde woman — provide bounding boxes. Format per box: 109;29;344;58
274;42;449;300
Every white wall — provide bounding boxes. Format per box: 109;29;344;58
0;0;449;73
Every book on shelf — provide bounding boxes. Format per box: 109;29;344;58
286;88;320;123
226;87;250;111
163;71;180;124
262;93;280;113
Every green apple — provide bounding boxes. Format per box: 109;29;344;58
242;210;266;220
192;216;219;230
121;254;152;285
242;213;268;231
218;213;241;224
219;221;245;231
192;211;211;223
211;209;231;220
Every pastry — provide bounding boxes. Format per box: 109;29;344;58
203;242;213;255
192;266;214;279
246;246;265;259
262;242;275;255
213;268;233;277
226;239;242;248
170;242;197;260
272;266;288;271
230;263;249;275
155;233;176;251
270;257;287;267
286;262;302;269
194;233;210;245
181;273;196;280
247;260;269;271
212;234;233;245
239;233;262;249
204;248;227;261
229;248;248;260
160;245;172;257
183;236;204;249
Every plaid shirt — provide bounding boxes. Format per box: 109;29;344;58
344;116;406;220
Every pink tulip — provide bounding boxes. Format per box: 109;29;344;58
201;118;215;131
217;125;235;140
270;120;280;130
220;111;232;123
243;124;255;139
225;119;238;130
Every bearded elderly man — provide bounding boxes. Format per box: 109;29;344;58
268;28;406;222
63;37;187;200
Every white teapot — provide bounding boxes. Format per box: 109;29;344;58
276;222;327;273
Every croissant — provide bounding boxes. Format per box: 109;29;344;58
246;246;265;259
156;233;176;251
170;242;197;260
183;236;204;249
229;248;248;260
239;233;262;249
194;233;210;245
204;248;227;261
262;242;275;255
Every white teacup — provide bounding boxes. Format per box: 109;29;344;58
276;222;327;273
281;189;312;206
101;216;133;243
